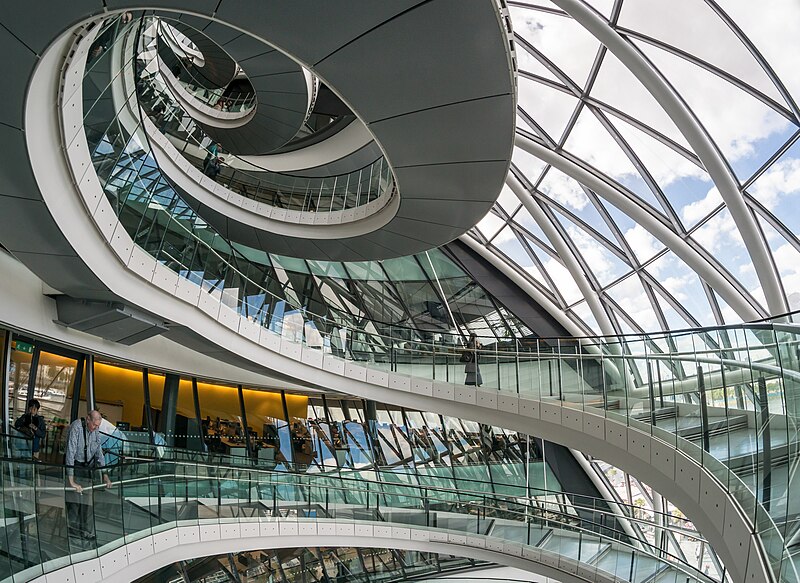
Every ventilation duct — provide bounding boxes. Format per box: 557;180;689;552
54;296;169;345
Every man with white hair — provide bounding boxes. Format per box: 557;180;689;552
64;410;113;540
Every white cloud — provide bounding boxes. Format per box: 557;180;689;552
624;224;663;264
496;183;521;216
510;6;600;87
659;275;690;303
499;1;800;333
738;263;755;277
511;147;547;183
619;0;792;165
681;187;722;226
542;257;583;306
690;210;741;256
719;302;740;325
750;158;800;210
564;110;647;186
476;211;506;242
621;0;788;101
644;42;790;163
517;76;579;142
773;243;800;309
722;0;800;109
567;225;613;276
606;275;660;331
748;284;768;311
538;168;589;211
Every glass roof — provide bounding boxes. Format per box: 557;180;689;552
471;0;800;336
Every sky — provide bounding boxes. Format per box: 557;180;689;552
471;0;800;337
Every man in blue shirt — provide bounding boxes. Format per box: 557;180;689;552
64;410;113;540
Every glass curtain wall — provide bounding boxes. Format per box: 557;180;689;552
588;457;728;580
195;380;243;453
93;361;149;430
306;398;562;500
7;338;35;425
5;339;82;461
240;388;306;466
31;351;79;460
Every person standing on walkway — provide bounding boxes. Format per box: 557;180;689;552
204;156;223;182
463;332;483;386
65;410;113;540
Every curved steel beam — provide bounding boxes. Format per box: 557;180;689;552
506;173;617;336
550;0;788;317
515;133;761;322
458;234;587;338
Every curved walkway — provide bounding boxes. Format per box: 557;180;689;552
2;458;711;583
153;13;311;156
32;90;772;582
26;522;682;583
145;115;401;253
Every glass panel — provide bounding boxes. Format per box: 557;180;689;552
7;339;36;434
94;361;149;439
196;381;245;457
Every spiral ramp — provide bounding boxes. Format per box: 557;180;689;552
1;0;516;264
0;3;785;583
154;16;312;155
157;19;238;90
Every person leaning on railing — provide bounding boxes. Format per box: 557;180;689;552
64;410;113;540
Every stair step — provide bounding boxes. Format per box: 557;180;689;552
557;394;621;410
630;407;677;422
679;415;749;439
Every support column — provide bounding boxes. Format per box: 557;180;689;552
192;378;207;452
340;400;352;422
1;331;12;433
159;373;180;446
70;356;85;422
85;354;95;413
364;399;383;465
698;367;710;453
142;367;155;444
238;385;252;456
758;376;773;511
321;394;333;422
279;390;294;467
24;346;41;404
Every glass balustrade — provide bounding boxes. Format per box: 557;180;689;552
136;16;393;215
155;19;257;113
138;546;483;583
0;420;731;580
0;455;719;583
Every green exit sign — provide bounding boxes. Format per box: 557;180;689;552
13;341;33;354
